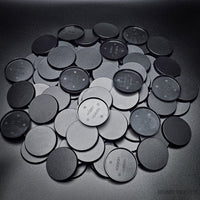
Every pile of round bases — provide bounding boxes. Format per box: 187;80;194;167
1;23;199;183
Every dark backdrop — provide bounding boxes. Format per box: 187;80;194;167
0;1;200;200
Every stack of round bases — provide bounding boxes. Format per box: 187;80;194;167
1;23;198;183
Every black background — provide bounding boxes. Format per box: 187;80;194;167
0;1;200;200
